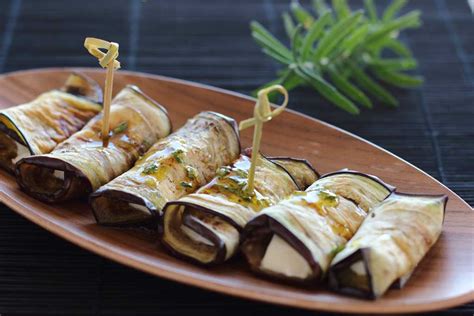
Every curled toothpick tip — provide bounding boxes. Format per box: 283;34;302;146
83;36;120;147
239;84;289;131
84;37;121;69
238;84;289;192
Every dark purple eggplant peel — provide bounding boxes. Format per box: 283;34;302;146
328;192;447;299
15;85;171;203
267;156;320;190
0;73;103;173
240;170;395;284
89;111;241;226
159;150;319;265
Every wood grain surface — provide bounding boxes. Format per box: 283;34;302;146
0;68;472;314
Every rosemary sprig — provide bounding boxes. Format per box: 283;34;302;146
250;0;423;114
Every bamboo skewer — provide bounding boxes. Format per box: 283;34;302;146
84;37;121;147
239;85;288;193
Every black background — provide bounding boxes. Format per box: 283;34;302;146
0;0;472;315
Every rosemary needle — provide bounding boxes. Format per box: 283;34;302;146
251;0;423;114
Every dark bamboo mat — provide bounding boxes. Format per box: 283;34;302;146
0;0;472;315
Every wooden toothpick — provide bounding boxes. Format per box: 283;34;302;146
84;37;121;147
239;85;289;193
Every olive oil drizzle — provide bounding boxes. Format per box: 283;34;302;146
139;143;199;192
294;189;355;240
201;156;271;211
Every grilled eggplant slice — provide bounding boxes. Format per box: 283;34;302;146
267;157;320;190
240;170;394;284
90;111;240;226
328;193;447;299
160;151;319;265
16;85;171;202
0;73;103;172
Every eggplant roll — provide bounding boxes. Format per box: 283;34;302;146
240;170;394;284
267;157;320;190
328;193;447;299
90;111;240;226
16;85;171;202
0;73;103;172
160;151;319;265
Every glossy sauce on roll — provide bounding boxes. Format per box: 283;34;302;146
328;193;447;299
160;150;319;265
16;85;171;202
240;170;394;283
90;111;240;226
0;73;103;172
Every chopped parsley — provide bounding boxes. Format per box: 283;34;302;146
185;165;197;179
172;149;184;163
216;166;231;178
180;181;193;188
318;190;338;206
142;163;159;175
330;244;345;256
113;121;128;134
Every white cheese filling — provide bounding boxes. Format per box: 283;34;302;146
350;260;366;276
52;170;65;180
260;234;312;279
12;141;30;164
180;224;214;246
128;203;150;215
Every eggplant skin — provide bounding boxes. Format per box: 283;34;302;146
90;111;241;226
16;155;93;203
315;170;395;213
240;169;394;285
321;169;395;193
158;202;232;266
241;214;322;285
0;72;103;173
61;72;104;104
90;189;159;227
15;85;172;203
327;248;376;300
267;157;320;190
327;192;447;299
159;151;304;265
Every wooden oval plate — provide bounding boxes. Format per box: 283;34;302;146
0;68;472;314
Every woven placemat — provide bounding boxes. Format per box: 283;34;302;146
0;0;472;314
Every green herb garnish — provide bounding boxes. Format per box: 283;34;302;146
142;163;158;175
180;181;193;188
250;0;422;114
233;168;248;179
216;166;232;178
172;149;184;163
330;244;345;256
113;121;128;134
216;183;253;202
185;165;198;179
319;189;338;202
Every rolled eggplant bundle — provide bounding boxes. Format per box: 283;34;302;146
328;192;447;299
160;151;319;265
90;111;240;226
16;85;171;202
267;157;320;190
240;170;394;284
0;73;103;172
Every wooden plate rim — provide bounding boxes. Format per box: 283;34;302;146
0;67;472;314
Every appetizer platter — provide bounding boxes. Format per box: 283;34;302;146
0;67;472;314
